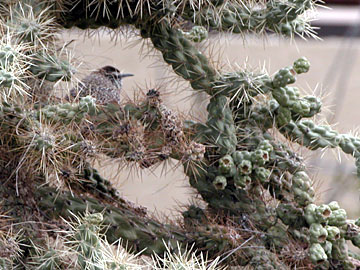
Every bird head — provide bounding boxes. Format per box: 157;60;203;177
100;65;134;88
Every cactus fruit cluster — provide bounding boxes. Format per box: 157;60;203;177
1;0;360;269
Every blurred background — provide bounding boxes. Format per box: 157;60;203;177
60;1;360;219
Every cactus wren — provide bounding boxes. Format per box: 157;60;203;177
68;66;133;105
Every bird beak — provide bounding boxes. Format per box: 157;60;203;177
120;73;134;78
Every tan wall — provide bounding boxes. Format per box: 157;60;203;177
61;30;360;218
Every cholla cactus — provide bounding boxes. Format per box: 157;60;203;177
2;0;360;269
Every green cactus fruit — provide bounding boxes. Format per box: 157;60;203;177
293;57;310;74
213;175;227;190
250;99;279;128
326;226;341;242
304;203;332;225
321;241;332;258
309;243;328;264
292;171;315;206
234;174;251;190
331;238;349;261
250;108;272;128
232;150;252;165
293;171;312;189
300;184;315;200
254;167;271;183
272;67;296;88
305;204;318;225
257;140;274;153
328;201;340;211
310;223;328;244
218;155;236;176
293;187;315;207
328;209;347;227
182;26;208;42
238;159;252;175
315;204;332;224
251;149;270;166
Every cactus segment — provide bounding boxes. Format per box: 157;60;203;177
218;155;236;176
38;96;96;124
3;0;360;269
309;243;327;264
182;26;208;42
182;0;315;37
254;167;271;183
205;95;237;154
234;174;251;190
30;53;75;82
147;20;217;94
213;175;227;190
293;57;310;74
310;223;328;244
272;67;296;88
